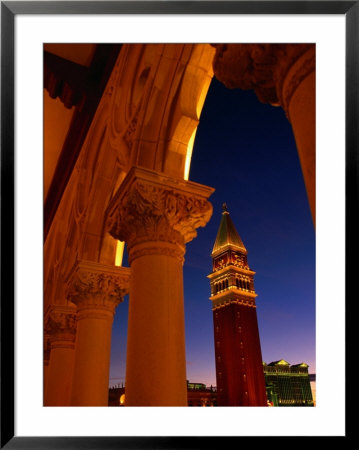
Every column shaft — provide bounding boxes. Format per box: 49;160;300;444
45;344;75;406
107;166;214;406
125;244;187;406
67;260;130;406
44;361;49;395
286;72;316;224
44;306;77;406
43;336;50;397
71;309;114;406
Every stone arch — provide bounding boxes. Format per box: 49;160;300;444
57;44;215;271
44;43;217;406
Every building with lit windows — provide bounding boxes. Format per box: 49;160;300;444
263;360;314;406
108;364;314;406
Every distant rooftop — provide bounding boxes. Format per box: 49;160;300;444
263;360;310;368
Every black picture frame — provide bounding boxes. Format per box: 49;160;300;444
1;1;355;447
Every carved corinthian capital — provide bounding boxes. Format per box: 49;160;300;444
67;260;131;317
106;166;215;262
212;44;315;117
45;305;77;349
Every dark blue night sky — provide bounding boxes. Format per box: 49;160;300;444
109;77;316;387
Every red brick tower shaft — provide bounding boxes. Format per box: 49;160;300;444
208;204;267;406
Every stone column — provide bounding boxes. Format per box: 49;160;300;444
213;44;316;226
280;46;316;224
67;261;130;406
107;166;214;406
44;305;77;406
43;335;51;396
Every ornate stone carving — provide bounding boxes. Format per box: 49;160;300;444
212;44;315;116
45;305;77;348
213;44;280;104
46;309;77;335
106;166;214;260
107;45;150;162
67;260;131;315
124;109;139;150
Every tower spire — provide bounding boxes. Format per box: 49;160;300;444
212;203;247;256
207;205;267;406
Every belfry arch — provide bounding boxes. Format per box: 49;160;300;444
44;43;315;406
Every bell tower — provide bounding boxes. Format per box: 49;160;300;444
208;204;267;406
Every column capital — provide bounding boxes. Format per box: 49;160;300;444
106;166;214;262
67;260;131;318
212;44;315;118
45;304;77;349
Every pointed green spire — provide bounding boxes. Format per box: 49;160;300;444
212;204;247;255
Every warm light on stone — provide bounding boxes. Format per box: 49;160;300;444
115;240;125;267
44;304;77;406
43;43;315;407
67;260;130;406
107;166;214;406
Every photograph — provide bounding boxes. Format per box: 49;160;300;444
43;42;316;409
